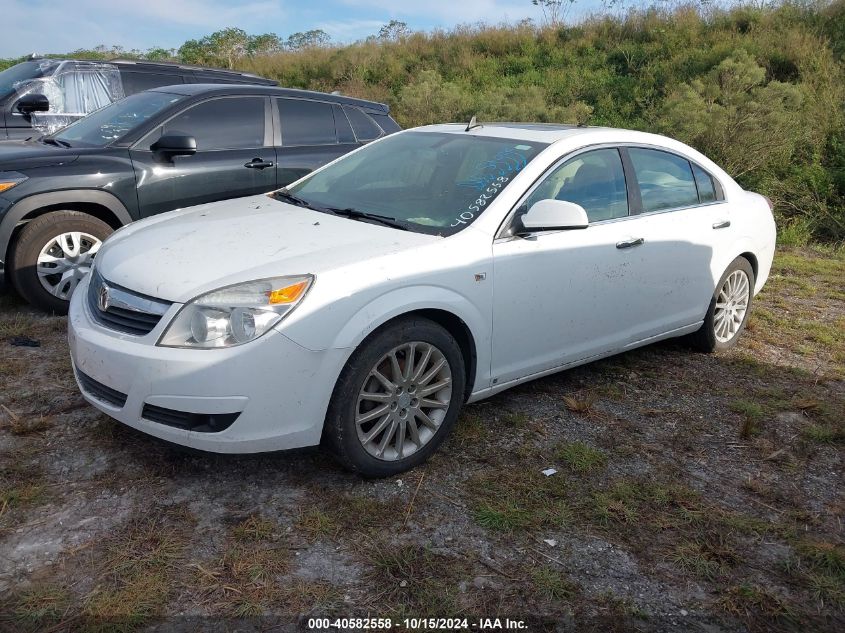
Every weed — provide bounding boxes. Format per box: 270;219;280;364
13;584;70;623
232;514;278;542
531;566;578;601
555;441;607;473
562;393;597;415
469;468;570;533
361;541;471;616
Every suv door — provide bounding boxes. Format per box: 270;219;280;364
491;147;691;385
274;98;357;186
130;95;275;217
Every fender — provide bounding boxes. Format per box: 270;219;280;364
0;189;134;261
285;284;492;393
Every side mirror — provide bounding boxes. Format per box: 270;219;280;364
150;133;197;161
517;199;589;235
16;93;50;115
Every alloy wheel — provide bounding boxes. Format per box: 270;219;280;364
355;341;453;461
713;269;750;343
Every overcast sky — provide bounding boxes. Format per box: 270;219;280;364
1;0;614;58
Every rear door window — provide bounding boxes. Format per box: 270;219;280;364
628;148;699;212
161;96;265;150
691;163;717;203
344;106;382;141
277;98;337;146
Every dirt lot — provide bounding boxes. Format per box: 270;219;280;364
0;247;843;633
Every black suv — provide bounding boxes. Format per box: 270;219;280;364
0;84;400;312
0;58;277;140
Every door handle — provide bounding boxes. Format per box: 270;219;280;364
244;158;274;170
616;237;644;249
712;220;731;229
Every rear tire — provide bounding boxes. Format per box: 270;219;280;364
688;256;755;353
9;211;112;314
323;316;466;477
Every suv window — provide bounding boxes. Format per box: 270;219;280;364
121;71;184;95
161;96;265;150
277;98;336;146
526;148;629;223
691;163;717;203
344;106;382;141
333;105;356;144
628;148;699;212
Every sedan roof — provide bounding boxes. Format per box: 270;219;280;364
417;122;615;143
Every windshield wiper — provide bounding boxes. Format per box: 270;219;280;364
325;207;410;231
41;137;71;148
271;189;321;210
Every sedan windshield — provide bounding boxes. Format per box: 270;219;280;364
52;91;185;147
284;131;547;235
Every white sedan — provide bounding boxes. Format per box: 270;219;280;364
68;123;776;476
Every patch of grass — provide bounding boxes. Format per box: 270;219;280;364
789;540;845;607
0;483;45;510
531;566;578;601
360;541;471;616
82;506;195;627
468;468;570;533
0;314;36;337
5;413;54;436
719;583;795;627
498;411;529;428
555;441;607;473
730;399;765;439
801;423;845;445
562;392;597;415
296;507;338;540
473;502;533;532
197;513;291;617
670;541;722;580
452;409;489;444
231;514;278;542
13;584;71;623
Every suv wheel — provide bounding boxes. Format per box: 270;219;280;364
9;211;113;314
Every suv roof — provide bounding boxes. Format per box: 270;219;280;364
152;83;391;114
28;57;277;84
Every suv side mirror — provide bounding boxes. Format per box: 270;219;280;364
16;93;50;115
150;133;197;161
516;199;589;235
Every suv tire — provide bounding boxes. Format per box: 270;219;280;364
9;211;112;314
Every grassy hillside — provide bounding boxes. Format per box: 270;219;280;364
2;2;845;242
235;2;845;243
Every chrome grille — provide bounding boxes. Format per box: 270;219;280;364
87;269;171;336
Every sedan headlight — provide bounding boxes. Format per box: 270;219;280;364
158;275;313;349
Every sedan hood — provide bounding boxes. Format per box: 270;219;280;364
96;195;440;303
0;139;79;170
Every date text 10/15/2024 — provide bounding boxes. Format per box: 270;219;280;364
307;618;529;630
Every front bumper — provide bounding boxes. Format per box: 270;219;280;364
67;274;346;453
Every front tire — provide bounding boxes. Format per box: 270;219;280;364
688;256;755;353
323;316;466;477
8;211;112;314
